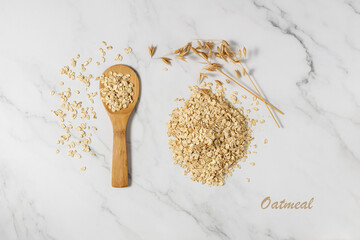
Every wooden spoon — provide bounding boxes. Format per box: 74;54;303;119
99;64;140;188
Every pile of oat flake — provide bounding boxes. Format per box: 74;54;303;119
167;83;254;186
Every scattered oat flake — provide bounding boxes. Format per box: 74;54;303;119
58;82;64;86
99;48;106;56
50;90;55;95
102;41;107;46
245;178;250;182
115;54;123;61
70;58;76;67
80;166;86;171
163;68;168;71
124;47;132;54
76;54;80;59
264;138;268;144
250;162;255;166
260;119;265;124
56;149;59;154
167;86;253;186
107;46;113;50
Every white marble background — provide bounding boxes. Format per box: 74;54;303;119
1;0;360;239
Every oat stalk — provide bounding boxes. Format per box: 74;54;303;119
224;44;282;128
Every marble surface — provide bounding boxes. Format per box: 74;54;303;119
1;0;360;239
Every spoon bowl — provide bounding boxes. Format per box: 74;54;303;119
100;64;140;187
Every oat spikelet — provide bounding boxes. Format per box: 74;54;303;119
174;48;181;54
198;72;208;84
243;47;247;58
235;69;241;79
238;49;242;59
222;40;230;47
148;45;156;57
199;88;210;94
200;51;209;59
229;57;237;64
211;63;222;70
191;47;202;57
204;42;214;50
204;65;216;72
176;55;187;62
180;42;192;56
161;57;172;65
197;40;203;49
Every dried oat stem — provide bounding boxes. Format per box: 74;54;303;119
224;45;282;127
217;69;280;114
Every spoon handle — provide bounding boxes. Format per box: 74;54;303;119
112;118;129;188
